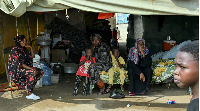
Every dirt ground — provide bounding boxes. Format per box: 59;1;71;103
0;73;191;111
0;27;192;111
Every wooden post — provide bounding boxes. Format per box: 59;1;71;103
26;12;32;46
0;35;9;82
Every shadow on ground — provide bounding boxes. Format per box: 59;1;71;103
0;74;189;111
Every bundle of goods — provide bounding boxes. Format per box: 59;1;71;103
151;40;193;84
151;59;175;84
48;17;91;55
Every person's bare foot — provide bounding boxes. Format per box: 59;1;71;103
107;84;112;89
121;85;124;91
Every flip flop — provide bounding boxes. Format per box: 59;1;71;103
97;91;103;95
129;92;135;96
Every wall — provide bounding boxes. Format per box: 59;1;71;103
142;15;199;55
127;15;199;56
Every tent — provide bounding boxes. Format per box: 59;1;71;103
0;0;199;81
0;0;199;17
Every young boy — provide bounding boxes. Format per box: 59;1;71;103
73;47;96;96
107;47;126;91
174;40;199;111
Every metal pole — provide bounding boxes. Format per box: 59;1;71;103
26;12;32;46
0;35;9;82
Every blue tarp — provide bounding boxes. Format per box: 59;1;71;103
116;13;130;24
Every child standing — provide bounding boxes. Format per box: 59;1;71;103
73;47;96;96
107;47;126;91
174;40;199;111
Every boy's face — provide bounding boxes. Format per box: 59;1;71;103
113;49;120;58
174;51;199;88
92;36;100;47
86;49;92;57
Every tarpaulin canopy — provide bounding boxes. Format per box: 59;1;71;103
98;13;115;19
0;0;199;17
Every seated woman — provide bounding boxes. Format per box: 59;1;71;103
88;33;112;95
127;38;153;95
8;35;43;100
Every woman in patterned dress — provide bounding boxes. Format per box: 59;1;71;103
8;35;43;100
88;33;112;95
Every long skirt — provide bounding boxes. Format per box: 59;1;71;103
20;67;43;94
88;65;105;89
128;61;153;94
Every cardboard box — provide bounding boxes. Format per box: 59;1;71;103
51;74;59;83
52;49;65;63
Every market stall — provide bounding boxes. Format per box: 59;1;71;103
151;40;194;84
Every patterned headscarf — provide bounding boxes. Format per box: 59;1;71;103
128;38;149;65
14;35;26;45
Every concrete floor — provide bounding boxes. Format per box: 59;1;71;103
0;73;191;111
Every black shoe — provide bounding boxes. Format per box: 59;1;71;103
109;89;125;99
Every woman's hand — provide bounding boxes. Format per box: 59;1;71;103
25;44;32;48
90;63;94;67
138;46;143;52
31;68;36;71
140;73;145;82
89;56;92;61
86;56;90;60
25;44;35;58
138;46;145;57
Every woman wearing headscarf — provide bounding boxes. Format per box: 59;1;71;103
8;35;43;100
127;38;153;95
88;33;112;95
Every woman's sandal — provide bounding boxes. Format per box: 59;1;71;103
129;92;135;96
105;89;110;93
97;91;104;95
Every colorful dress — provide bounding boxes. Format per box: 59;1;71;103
88;43;112;86
8;35;43;94
108;51;126;85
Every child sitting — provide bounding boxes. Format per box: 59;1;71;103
107;47;126;91
73;47;96;96
174;40;199;111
